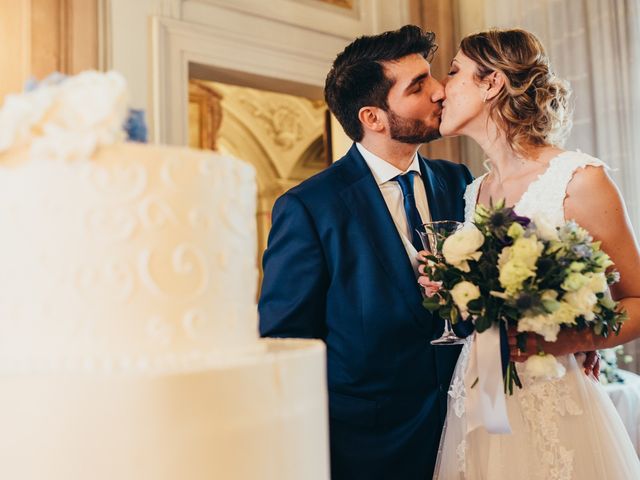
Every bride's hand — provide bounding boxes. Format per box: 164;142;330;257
508;327;601;378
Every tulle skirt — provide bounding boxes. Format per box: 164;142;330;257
434;338;640;479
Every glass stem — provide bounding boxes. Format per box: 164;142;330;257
444;320;453;334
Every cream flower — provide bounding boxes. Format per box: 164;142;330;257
510;235;544;269
541;289;561;313
450;281;481;318
551;301;579;325
525;353;566;379
587;272;608;293
563;286;598;321
498;242;540;295
517;314;562;342
442;225;484;272
507;222;525;239
600;290;617;310
569;261;586;272
593;251;614;272
561;272;589;292
499;258;535;295
532;214;560;242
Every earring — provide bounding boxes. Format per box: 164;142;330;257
482;91;489;103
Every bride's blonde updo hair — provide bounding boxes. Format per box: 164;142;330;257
460;29;572;155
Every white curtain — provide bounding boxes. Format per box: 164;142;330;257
481;0;640;371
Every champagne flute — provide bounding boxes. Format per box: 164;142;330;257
416;221;465;345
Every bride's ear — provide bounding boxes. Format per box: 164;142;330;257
483;71;505;102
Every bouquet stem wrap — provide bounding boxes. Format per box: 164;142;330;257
464;325;512;434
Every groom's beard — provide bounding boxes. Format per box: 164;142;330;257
387;109;441;144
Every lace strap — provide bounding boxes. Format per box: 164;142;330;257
463;174;487;224
517;151;607;225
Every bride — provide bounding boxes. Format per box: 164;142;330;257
423;29;640;479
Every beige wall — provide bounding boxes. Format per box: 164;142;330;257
410;0;487;175
410;0;462;164
0;0;99;101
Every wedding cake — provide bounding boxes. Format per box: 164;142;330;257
0;71;329;479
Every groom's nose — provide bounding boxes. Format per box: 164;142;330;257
430;77;445;103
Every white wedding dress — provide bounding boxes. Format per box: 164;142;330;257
434;151;640;479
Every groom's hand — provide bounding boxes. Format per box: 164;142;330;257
416;251;442;296
582;350;601;380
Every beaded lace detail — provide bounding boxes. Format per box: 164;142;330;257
517;372;583;480
452;151;606;478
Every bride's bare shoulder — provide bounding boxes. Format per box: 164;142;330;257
564;157;626;234
565;156;615;201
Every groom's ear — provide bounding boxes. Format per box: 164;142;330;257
358;106;385;134
484;71;505;102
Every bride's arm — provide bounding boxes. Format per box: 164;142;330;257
542;164;640;354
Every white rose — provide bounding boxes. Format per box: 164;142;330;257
517;314;561;342
525;353;566;379
442;225;484;271
450;281;481;318
532;214;560;241
563;286;598;321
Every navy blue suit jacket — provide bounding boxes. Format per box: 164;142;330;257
259;144;473;480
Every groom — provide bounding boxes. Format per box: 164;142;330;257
259;26;472;479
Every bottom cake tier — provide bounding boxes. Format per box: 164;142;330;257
0;338;329;480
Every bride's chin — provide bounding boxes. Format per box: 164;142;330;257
439;124;454;138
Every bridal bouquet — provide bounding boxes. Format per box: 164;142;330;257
422;200;627;394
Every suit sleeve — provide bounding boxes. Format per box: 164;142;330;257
460;162;474;185
258;192;329;340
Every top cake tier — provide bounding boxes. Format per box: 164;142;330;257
0;72;261;372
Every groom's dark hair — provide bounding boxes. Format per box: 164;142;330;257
324;25;437;142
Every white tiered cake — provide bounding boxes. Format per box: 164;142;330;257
0;72;329;479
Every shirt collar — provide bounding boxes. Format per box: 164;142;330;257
356;142;421;186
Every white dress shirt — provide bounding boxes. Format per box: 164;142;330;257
356;143;431;272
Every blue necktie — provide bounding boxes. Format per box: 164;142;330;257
393;171;424;252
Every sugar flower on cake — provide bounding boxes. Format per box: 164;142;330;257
0;71;130;161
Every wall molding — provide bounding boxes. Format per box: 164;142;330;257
150;14;348;144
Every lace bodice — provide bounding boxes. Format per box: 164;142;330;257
463;151;607;227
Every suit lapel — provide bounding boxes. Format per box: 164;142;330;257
339;145;428;329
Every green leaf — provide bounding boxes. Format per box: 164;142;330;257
475;315;492;333
516;333;528;353
422;297;441;313
467;298;484;311
450;306;459;325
